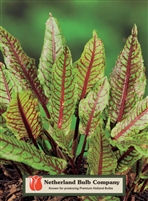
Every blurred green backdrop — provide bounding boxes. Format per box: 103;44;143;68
1;0;148;95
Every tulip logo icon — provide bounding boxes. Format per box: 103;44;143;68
28;175;43;191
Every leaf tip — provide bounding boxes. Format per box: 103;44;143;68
132;24;138;36
49;12;52;17
92;29;98;38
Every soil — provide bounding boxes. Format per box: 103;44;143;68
0;165;147;201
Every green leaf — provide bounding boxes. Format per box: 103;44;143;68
79;77;109;137
0;133;67;174
87;122;117;175
0;26;48;107
0;62;21;105
50;127;72;158
111;133;148;156
50;46;77;134
37;138;53;156
45;124;73;158
75;30;105;100
108;25;146;123
115;147;142;173
3;91;42;141
38;13;65;99
111;97;148;142
134;135;148;156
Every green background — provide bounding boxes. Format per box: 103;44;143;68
1;0;148;96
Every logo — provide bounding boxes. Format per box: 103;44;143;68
28;175;43;191
24;175;126;196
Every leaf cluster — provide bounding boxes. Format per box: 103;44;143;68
0;13;148;201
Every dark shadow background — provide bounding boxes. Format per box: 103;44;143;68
1;0;148;95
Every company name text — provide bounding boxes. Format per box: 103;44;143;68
44;179;120;185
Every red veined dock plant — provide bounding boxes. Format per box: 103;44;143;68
0;13;147;201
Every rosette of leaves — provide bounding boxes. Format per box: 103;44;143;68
0;13;147;201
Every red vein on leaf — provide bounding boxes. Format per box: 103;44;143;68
78;79;105;171
114;108;148;140
80;35;96;99
58;47;67;128
4;33;50;119
98;134;103;175
72;35;97;160
86;78;105;136
117;30;135;122
118;147;135;164
17;93;39;149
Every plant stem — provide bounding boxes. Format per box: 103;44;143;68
136;159;140;177
42;104;51;119
77;134;87;172
44;130;67;161
72;117;80;159
44;130;58;157
68;156;76;174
